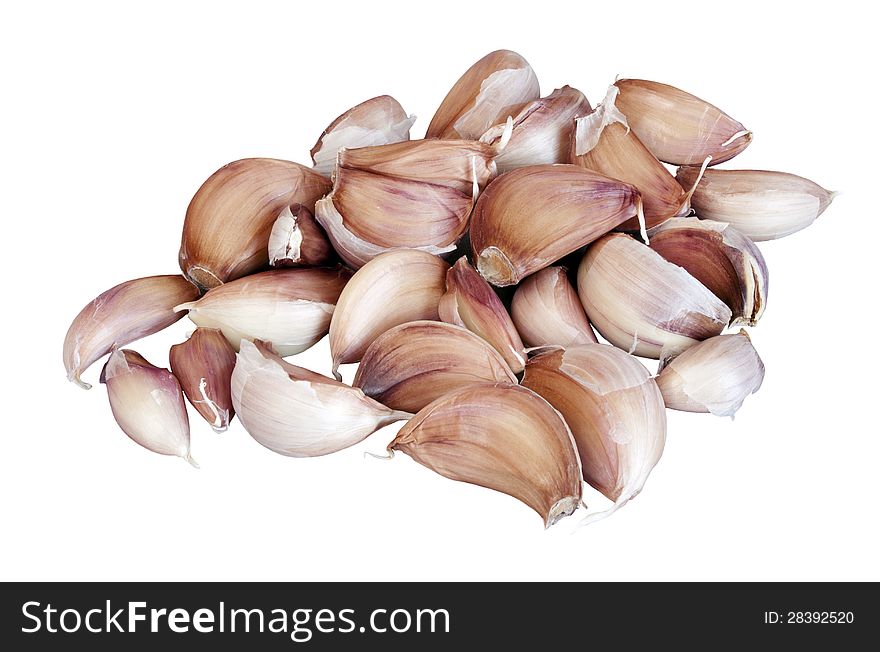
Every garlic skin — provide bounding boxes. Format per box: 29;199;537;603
169;328;237;432
388;383;582;527
310;95;416;177
179;158;330;290
470;164;643;286
676;167;836;241
522;345;666;524
572;85;691;231
656;330;765;417
314;139;496;269
231;340;409;458
175;267;350;356
649;217;768;326
426;49;540;140
100;349;195;466
64;275;200;389
614;79;752;166
511;267;597;348
439;257;526;373
577;233;732;359
354;320;517;413
480;86;592;172
268;204;334;268
329;249;449;379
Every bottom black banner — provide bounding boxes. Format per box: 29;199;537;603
0;582;871;648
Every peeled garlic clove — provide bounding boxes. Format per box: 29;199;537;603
426;49;540;140
388;383;582;527
315;140;496;269
511;267;597;348
169;328;237;432
438;257;526;373
470;164;643;286
614;78;752;166
64;275;200;389
354;320;517;413
649;217;768;326
232;340;409;457
572;85;690;231
175;267;350;356
310;95;416;177
522;345;666;523
577;233;732;359
179;158;331;290
329;249;449;379
676;167;836;241
656;330;765;417
100;349;195;466
480;86;592;172
268;204;334;268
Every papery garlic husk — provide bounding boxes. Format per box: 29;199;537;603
268;204;335;268
329;249;449;379
522;344;666;524
426;49;540;140
179;158;331;290
470;164;643;286
577;233;732;359
231;340;409;457
511;266;598;348
571;85;692;231
649;217;768;326
175;267;350;356
676;167;836;241
656;330;765;417
100;349;195;466
354;320;517;413
64;275;200;389
169;328;237;432
388;383;582;527
439;257;526;373
310;95;416;177
480;86;592;172
314;139;497;269
614;79;752;166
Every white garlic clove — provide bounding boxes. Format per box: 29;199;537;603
169;328;237;432
511;266;597;348
267;204;335;268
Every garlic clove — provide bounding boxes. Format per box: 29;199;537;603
388;383;582;527
470;164;643;286
329;249;449;379
268;204;335;268
174;267;350;356
511;266;598;348
656;330;765;417
100;349;195;466
426;49;540;140
310;95;416;177
438;257;526;373
572;84;691;231
522;344;666;524
315;139;497;269
480;85;592;172
354;320;517;413
614;79;752;166
231;340;409;457
179;158;331;290
577;233;732;359
676;167;836;241
64;275;200;389
169;328;237;432
649;217;768;326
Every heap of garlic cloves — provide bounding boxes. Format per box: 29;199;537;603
63;48;837;529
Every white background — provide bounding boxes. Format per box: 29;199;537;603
2;0;877;581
